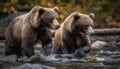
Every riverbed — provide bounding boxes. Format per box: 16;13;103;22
0;35;120;69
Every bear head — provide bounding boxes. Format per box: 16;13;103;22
65;12;94;35
27;6;60;30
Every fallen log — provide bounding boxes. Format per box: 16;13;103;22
93;28;120;35
0;33;5;40
0;28;120;40
0;29;5;40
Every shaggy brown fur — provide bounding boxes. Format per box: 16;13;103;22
52;12;94;58
5;6;60;57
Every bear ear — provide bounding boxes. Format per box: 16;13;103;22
89;13;95;19
74;14;80;20
53;7;59;12
39;8;45;15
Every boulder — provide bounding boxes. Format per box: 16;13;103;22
16;63;56;69
91;40;108;49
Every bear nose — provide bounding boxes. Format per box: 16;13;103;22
88;26;94;34
55;25;60;29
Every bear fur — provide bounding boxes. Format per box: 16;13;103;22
5;6;60;58
52;12;94;58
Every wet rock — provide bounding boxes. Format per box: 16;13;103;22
34;44;42;56
116;42;120;47
107;41;117;47
27;54;59;63
0;55;17;62
98;50;112;54
44;54;60;61
56;54;75;59
85;62;104;67
0;12;26;27
16;63;56;69
60;58;70;62
0;43;5;46
18;56;29;62
27;55;44;63
0;43;5;58
28;54;77;62
91;40;108;49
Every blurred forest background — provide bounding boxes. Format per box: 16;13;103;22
0;0;120;28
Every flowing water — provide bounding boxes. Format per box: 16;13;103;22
43;47;120;69
0;42;120;69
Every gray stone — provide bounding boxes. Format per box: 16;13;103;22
34;44;42;56
28;55;43;63
116;42;120;46
16;63;56;69
0;55;17;62
0;12;27;27
0;43;5;58
91;40;108;49
18;56;29;62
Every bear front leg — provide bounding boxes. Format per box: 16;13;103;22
42;43;52;56
52;40;62;54
22;35;36;58
75;46;90;58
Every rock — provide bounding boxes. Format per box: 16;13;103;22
85;62;104;67
18;56;29;62
0;55;17;62
0;12;27;27
44;54;60;61
34;43;42;56
91;40;108;49
107;41;117;47
59;58;70;62
27;55;44;63
116;42;120;47
16;63;56;69
0;43;5;46
0;43;5;58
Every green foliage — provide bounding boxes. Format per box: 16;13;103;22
0;0;120;27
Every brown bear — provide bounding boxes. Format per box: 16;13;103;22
5;6;60;58
52;12;94;58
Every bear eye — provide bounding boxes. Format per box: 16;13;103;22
84;25;89;29
91;25;93;27
50;18;54;23
51;18;54;20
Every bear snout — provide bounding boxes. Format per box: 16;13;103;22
52;19;60;29
51;24;60;29
55;25;60;29
88;26;94;34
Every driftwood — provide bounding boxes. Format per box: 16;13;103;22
0;28;120;40
93;28;120;35
0;29;5;40
0;33;5;40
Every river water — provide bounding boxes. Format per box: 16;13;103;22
0;41;120;69
43;47;120;69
